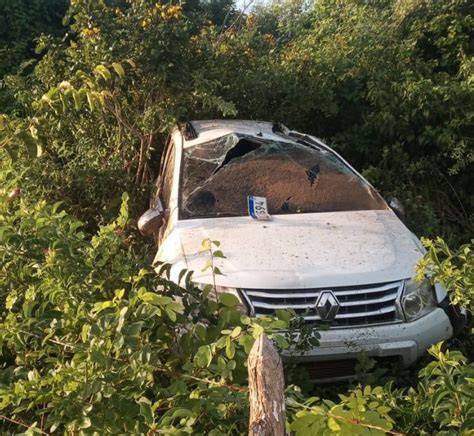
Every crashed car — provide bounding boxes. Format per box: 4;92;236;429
139;120;463;380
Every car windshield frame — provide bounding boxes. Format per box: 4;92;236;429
178;133;387;220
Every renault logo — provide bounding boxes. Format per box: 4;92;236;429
315;290;340;321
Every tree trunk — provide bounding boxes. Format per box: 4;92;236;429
248;334;286;436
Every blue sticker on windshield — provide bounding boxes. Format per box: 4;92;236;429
248;196;272;220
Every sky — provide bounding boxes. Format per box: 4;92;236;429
235;0;262;11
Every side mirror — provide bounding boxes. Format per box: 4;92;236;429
138;208;163;235
388;197;406;221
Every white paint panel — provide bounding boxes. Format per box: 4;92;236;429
157;209;424;288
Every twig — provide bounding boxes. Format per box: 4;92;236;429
216;0;255;45
287;398;406;436
182;374;248;393
0;415;49;435
436;171;469;221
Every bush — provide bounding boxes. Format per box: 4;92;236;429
0;194;308;433
0;191;473;435
418;237;473;313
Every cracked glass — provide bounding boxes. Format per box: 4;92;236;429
180;134;387;219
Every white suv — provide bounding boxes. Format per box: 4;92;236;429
139;120;458;378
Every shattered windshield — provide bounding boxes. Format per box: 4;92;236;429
180;134;387;219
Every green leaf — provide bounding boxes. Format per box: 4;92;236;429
240;315;251;325
200;239;211;251
93;300;114;313
91;350;108;367
275;309;291;323
239;334;255;354
112;62;125;78
77;416;91;429
252;324;264;338
167;301;183;313
327;416;341;431
376;406;391;415
225;337;235;359
81;324;90;343
125;322;144;337
270;319;287;329
216;335;228;348
87;92;95;111
195;345;213;368
25;424;44;435
72;89;85;110
230;326;242;338
59;92;68;113
219;293;240;307
273;334;289;349
290;412;322;434
139;398;154;426
95;64;112;80
195;324;207;340
213;250;226;258
115;289;125;300
4;143;18;161
166;307;177;322
213;266;224;276
140;292;173;306
171;408;193;419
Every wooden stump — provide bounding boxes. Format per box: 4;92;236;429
248;334;286;436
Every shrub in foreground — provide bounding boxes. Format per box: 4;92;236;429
0;194;473;435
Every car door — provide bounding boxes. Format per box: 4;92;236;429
152;137;176;246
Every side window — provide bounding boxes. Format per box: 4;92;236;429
160;140;176;210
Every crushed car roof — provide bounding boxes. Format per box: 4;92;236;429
178;120;295;148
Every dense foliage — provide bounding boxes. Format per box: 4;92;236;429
0;0;473;434
0;195;301;433
1;0;472;240
0;0;68;109
1;195;472;434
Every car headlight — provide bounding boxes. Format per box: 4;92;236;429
193;283;249;314
401;278;436;322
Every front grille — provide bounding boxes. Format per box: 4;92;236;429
296;356;403;381
299;359;358;380
241;281;404;328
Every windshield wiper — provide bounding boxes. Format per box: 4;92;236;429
216;211;244;217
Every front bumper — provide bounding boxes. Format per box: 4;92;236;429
286;308;453;367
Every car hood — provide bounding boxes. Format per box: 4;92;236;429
171;210;424;289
